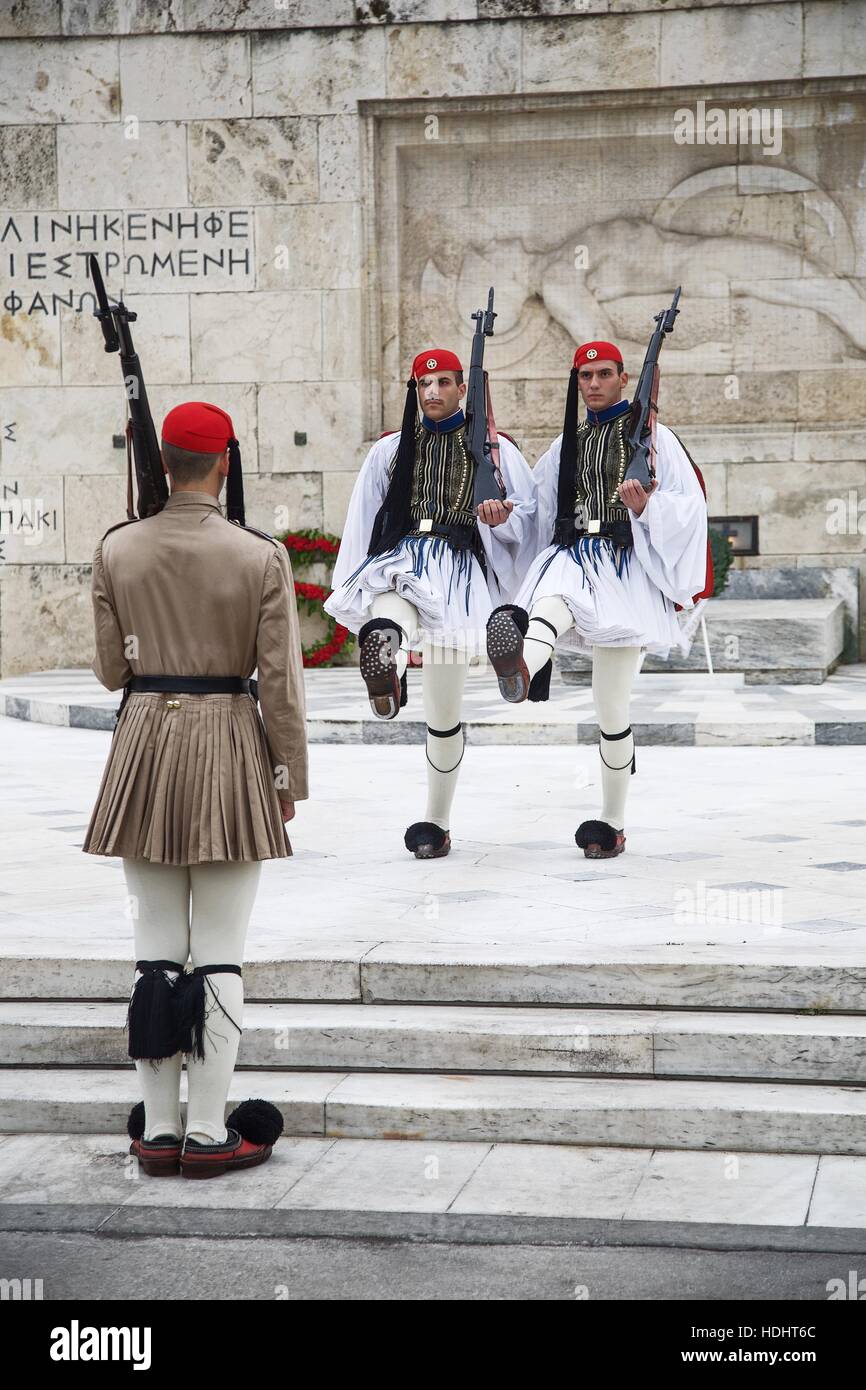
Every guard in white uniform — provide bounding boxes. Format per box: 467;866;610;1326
485;340;709;859
324;347;536;858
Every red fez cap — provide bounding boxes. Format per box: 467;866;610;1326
162;401;236;453
573;341;623;370
412;348;463;379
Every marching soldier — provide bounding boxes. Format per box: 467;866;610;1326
324;348;536;859
486;341;709;859
83;401;308;1178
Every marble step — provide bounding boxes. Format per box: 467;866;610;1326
2;1133;862;1253
561;599;845;684
3;1001;866;1083
4;949;865;1012
2;1068;866;1155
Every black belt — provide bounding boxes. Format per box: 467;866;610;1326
405;520;488;579
128;676;254;695
116;675;258;726
553;517;633;547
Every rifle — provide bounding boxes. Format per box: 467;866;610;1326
465;287;505;506
623;286;681;491
88;254;167;520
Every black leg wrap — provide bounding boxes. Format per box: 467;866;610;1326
527;657;553;703
127;959;186;1062
175;964;243;1062
226;1099;284;1146
400;669;407;708
404;821;449;853
487;603;529;637
575;820;619;851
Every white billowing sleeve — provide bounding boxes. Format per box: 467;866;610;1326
528;435;563;559
629;424;708;606
477;435;539;599
326;436;398;595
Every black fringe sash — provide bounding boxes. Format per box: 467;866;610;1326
127;959;185;1062
174;964;243;1062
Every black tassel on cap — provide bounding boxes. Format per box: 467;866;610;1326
226;436;245;526
553;367;579;546
368;377;417;555
127;960;185;1061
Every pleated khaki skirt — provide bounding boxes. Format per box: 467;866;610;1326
83;693;291;864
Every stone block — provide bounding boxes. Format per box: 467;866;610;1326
1;0;61;37
318;115;361;203
56;121;188;209
0;476;64;563
726;459;866;557
0;39;120;123
188;117;318;206
145;383;257;466
322;470;358;536
0;386;124;475
0;310;61;388
660;3;802;86
523;14;660;94
190;291;322;382
245;471;323;536
0;126;56;207
62;472;128;563
119;33;251;122
387;19;521;99
805;0;866;78
183;0;349;30
0;562;93;677
252;27;386;117
258;383;365;475
62;1;183;35
255;205;363;291
61;293;191;386
322;290;363;382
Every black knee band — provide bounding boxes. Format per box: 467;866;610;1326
599;726;636;774
427;722;462;738
528;615;558;642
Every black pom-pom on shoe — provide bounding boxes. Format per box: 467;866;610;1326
404;821;451;859
575;820;626;859
226;1099;285;1147
127;1101;146;1141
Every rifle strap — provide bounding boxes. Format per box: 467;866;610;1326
125;417;136;521
483;370;505;497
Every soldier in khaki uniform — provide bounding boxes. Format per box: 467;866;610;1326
83;401;308;1178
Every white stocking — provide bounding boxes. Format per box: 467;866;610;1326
524;595;574;681
591;645;642;832
422;645;470;831
184;861;262;1144
122;860;190;1142
370;592;419;680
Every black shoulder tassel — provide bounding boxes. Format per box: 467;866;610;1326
553;367;579;546
368;377;417;555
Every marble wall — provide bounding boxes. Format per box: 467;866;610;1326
0;1;865;672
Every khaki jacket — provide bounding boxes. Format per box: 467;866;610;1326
91;490;308;804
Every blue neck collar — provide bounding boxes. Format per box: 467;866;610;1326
421;408;465;434
586;398;630;426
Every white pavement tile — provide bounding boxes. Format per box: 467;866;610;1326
275;1136;491;1212
623;1150;817;1226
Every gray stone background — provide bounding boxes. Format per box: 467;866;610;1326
0;0;864;673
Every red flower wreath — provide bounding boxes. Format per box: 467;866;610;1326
276;528;352;668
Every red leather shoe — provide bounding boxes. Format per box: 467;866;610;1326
181;1127;273;1179
128;1134;182;1177
180;1099;284;1180
126;1102;181;1176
